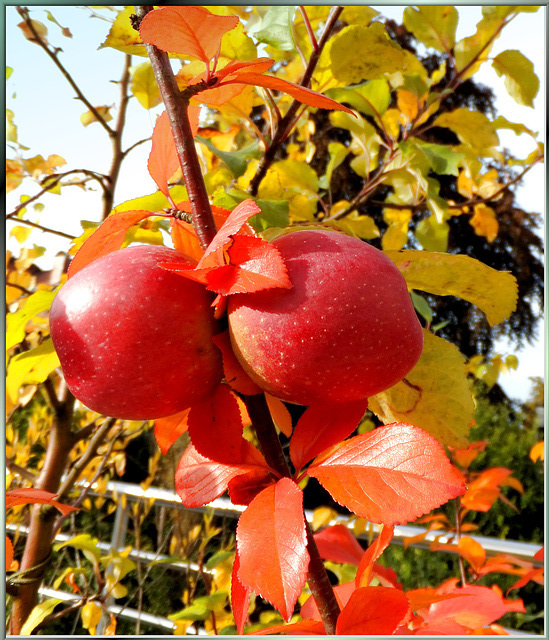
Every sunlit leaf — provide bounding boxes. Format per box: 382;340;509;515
355;524;394;587
335;586;410;635
236;478;309;621
328;23;407;85
308;423;465;525
6;488;77;515
370;330;474;448
433;108;499;155
139;6;239;64
154;408;191;455
458;536;486;572
385;250;518;326
81;601;102;634
6;289;56;351
403;6;458;53
470;203;498;242
80;105;112;127
492;49;539;107
20;599;62;635
68;210;153;278
131;61;162;109
231;549;252;634
249;6;295;51
101;7;147;56
7;339;60;403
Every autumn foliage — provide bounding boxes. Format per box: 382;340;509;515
6;4;544;636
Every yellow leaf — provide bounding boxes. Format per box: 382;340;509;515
397;89;418;123
81;601;102;635
20;599;62;635
433;108;499;155
80;106;112;127
385;250;518;326
6;339;60;403
369;330;475;448
381;108;401;140
530;441;544;463
9;225;32;244
6;289;57;351
100;6;147;56
470;203;498;242
6;158;24;192
382;208;412;250
130;62;162;110
336;211;380;241
312;506;339;531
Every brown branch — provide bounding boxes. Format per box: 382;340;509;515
249;6;345;196
135;5;218;249
243;394;341;634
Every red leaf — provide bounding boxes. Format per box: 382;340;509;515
248;620;326;635
154;408;191;455
228;467;275;506
6;488;78;516
507;567;544;593
221;73;355;114
198;198;261;268
6;536;14;570
175;441;269;508
139;6;239;64
419;585;508;632
211;330;262;395
68;210;153;278
204;235;292;295
534;546;544;561
231;549;252;634
335;586;410;635
313;524;364;566
290;400;367;473
237;478;309;621
215;58;275;79
355;524;394;587
187;384;247;464
307;424;466;525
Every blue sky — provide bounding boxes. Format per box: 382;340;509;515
6;6;546;401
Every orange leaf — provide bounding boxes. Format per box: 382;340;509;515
147;108;200;197
300;581;356;621
356;524;394;587
313;524;364;566
307;424;466;525
175;441;269;508
6;536;14;571
6;488;77;516
67;210;153;278
154;408;191;455
458;535;486;573
139;6;239;64
405;588;465;611
248;620;326;635
265;394;293;438
236;478;309;621
221;73;355;114
290;400;367;473
335;586;410;635
534;546;544;561
211;331;262;395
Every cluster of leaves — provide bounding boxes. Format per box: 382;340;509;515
6;4;544;636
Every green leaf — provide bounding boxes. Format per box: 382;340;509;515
196;136;260;178
369;330;474;448
328;23;407;85
248;6;296;51
326;78;391;119
112;186;188;215
433;108;499;155
212;188;290;232
384;250;518;326
7;339;60;403
54;534;102;564
403;6;458;52
6;289;57;351
20;599;63;635
410;291;433;324
131;62;162;110
321;141;350;188
412;140;465;176
492;50;539;107
415;214;449;253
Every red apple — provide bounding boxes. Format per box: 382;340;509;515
228;229;423;405
49;244;223;419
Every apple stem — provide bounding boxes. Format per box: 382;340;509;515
244;394;341;634
134;5;218;250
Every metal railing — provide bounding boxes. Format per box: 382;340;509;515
7;479;544;635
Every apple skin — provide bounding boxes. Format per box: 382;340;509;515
49;245;223;420
228;229;423;406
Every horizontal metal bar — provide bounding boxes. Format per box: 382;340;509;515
88;480;543;564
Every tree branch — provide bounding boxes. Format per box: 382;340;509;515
135;5;218;249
